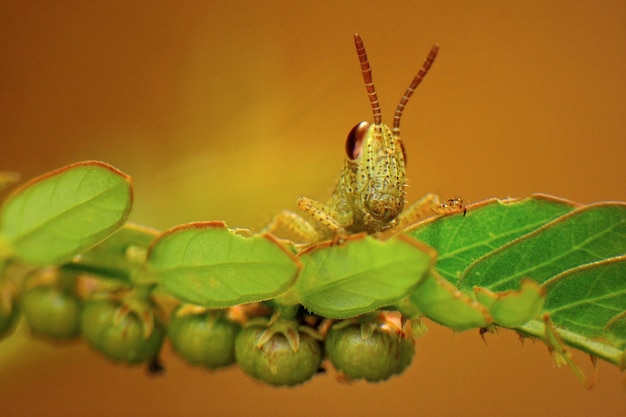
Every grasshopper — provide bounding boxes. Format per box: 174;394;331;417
265;34;464;243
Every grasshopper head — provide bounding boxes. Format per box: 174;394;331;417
347;34;438;229
345;120;407;224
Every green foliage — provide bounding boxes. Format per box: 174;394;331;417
0;161;132;265
147;222;300;307
409;272;491;331
407;195;576;283
69;223;157;283
0;162;624;384
294;235;433;318
544;256;626;342
459;203;625;292
406;195;626;368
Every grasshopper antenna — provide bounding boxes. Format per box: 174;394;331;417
393;44;439;134
354;33;382;126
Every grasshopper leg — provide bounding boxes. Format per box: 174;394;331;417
396;193;442;229
262;209;321;242
296;196;346;238
396;193;466;230
262;197;349;243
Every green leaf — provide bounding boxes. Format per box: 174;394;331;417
460;203;626;291
65;223;159;283
405;195;572;330
409;271;491;331
0;161;133;265
474;279;545;328
517;318;625;371
406;194;576;284
605;311;626;350
542;256;626;341
148;222;299;307
294;234;433;319
408;196;626;368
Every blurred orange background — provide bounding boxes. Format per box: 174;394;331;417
0;1;624;416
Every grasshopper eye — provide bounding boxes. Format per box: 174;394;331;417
345;121;370;160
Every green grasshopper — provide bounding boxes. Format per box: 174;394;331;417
266;34;464;243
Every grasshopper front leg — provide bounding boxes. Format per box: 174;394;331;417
396;193;467;230
296;196;348;237
395;193;442;230
262;196;348;243
262;209;320;243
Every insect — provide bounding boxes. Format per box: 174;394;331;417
265;34;464;243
